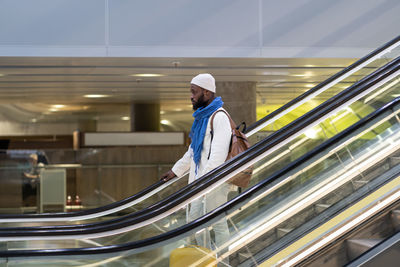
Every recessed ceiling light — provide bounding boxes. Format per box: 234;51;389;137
160;111;166;115
131;74;164;77
305;84;315;88
49;108;58;112
121;116;130;121
293;72;313;77
161;119;170;125
31;118;37;123
263;71;288;76
84;94;110;98
52;104;65;108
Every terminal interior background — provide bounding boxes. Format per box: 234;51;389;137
0;1;399;265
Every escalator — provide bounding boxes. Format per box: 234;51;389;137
237;98;400;266
0;46;398;267
0;35;399;229
0;50;398;243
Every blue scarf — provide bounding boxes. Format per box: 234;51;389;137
190;97;224;171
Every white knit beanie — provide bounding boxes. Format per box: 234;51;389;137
191;73;216;93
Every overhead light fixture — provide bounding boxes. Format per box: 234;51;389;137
49;108;58;112
293;72;313;77
305;84;315;88
52;104;65;108
84;94;110;98
160;111;166;115
161;120;170;125
121;116;130;121
130;74;164;77
262;71;288;76
31;118;37;123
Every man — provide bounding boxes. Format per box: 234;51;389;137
23;153;45;206
161;73;232;250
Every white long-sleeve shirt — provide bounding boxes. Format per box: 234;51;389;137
172;108;232;184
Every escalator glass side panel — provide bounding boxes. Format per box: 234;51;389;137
0;147;187;218
1;70;399;250
225;104;400;266
249;75;400;189
3;98;400;267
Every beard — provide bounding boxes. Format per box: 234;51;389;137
192;94;207;110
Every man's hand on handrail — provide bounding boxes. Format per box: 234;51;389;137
160;170;177;182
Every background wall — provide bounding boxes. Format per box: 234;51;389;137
0;0;399;58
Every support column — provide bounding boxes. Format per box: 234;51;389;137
130;103;160;132
216;82;257;127
77;119;97;132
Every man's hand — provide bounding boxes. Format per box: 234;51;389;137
160;170;177;182
24;172;38;179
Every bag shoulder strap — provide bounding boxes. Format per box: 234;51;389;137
210;109;236;133
208;109;234;160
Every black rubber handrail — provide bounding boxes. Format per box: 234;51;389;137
0;34;398;221
0;54;398;237
1;94;399;257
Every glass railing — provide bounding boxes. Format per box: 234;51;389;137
0;55;398;246
230;101;400;266
2;154;169;203
1;81;399;267
0;36;399;226
0;149;186;211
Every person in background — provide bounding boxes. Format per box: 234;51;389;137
161;73;232;252
22;153;45;206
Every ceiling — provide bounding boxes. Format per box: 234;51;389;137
0;56;360;131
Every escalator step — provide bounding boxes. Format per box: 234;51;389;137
352;180;369;190
314;203;331;213
390;210;400;231
346;239;382;261
276;228;293;238
390;156;400;167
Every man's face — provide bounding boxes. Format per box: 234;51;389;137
190;84;207;110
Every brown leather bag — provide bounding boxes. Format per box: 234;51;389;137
209;110;253;188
